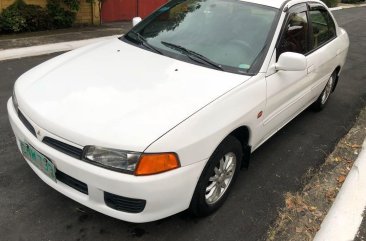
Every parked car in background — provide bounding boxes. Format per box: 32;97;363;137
8;0;349;223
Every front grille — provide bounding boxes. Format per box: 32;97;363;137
104;192;146;213
17;110;36;137
43;137;83;160
56;170;88;194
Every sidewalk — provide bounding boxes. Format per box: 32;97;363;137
331;2;366;11
338;2;366;9
0;22;131;51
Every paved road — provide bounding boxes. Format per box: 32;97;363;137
0;7;365;241
0;22;129;50
355;210;366;241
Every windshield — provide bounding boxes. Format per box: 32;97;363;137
124;0;279;75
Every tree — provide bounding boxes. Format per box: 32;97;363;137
86;0;105;25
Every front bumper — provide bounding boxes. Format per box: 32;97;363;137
7;98;207;223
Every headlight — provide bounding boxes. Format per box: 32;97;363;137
12;89;18;110
83;146;180;175
83;146;141;173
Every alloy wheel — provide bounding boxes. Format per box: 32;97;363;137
321;75;334;105
205;152;237;205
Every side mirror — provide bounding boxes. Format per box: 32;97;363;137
132;17;142;27
275;52;307;71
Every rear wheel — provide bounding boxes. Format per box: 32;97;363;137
312;71;337;111
189;135;243;217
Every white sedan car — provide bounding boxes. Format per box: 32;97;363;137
8;0;349;222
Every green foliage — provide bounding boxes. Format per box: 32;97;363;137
0;5;26;32
0;0;49;32
321;0;340;7
63;0;81;11
46;0;77;29
0;0;80;33
20;4;50;31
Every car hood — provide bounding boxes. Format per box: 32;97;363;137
16;38;250;151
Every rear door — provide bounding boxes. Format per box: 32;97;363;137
306;3;339;99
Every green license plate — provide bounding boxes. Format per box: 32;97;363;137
20;141;56;182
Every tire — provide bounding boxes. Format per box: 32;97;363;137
312;71;337;111
189;135;243;217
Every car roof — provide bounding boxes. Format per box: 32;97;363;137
240;0;289;9
240;0;325;9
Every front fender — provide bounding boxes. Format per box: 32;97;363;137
145;74;267;167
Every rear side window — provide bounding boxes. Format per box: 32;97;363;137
278;12;309;56
309;9;336;50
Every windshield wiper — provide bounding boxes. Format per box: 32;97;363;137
161;41;224;71
128;31;163;55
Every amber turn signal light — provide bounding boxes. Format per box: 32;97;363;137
135;153;180;176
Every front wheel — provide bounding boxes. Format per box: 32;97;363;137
312;71;336;111
189;135;243;217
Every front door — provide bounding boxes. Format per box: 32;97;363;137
263;4;314;139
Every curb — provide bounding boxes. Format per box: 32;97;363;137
0;35;120;61
330;3;366;11
314;139;366;241
330;6;343;11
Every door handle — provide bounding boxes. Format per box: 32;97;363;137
307;65;315;73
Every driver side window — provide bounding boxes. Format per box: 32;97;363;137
278;11;309;57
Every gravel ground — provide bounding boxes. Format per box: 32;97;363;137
264;107;366;241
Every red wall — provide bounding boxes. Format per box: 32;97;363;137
138;0;168;19
102;0;168;22
102;0;137;22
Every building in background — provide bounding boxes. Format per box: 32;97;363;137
0;0;169;24
102;0;168;22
